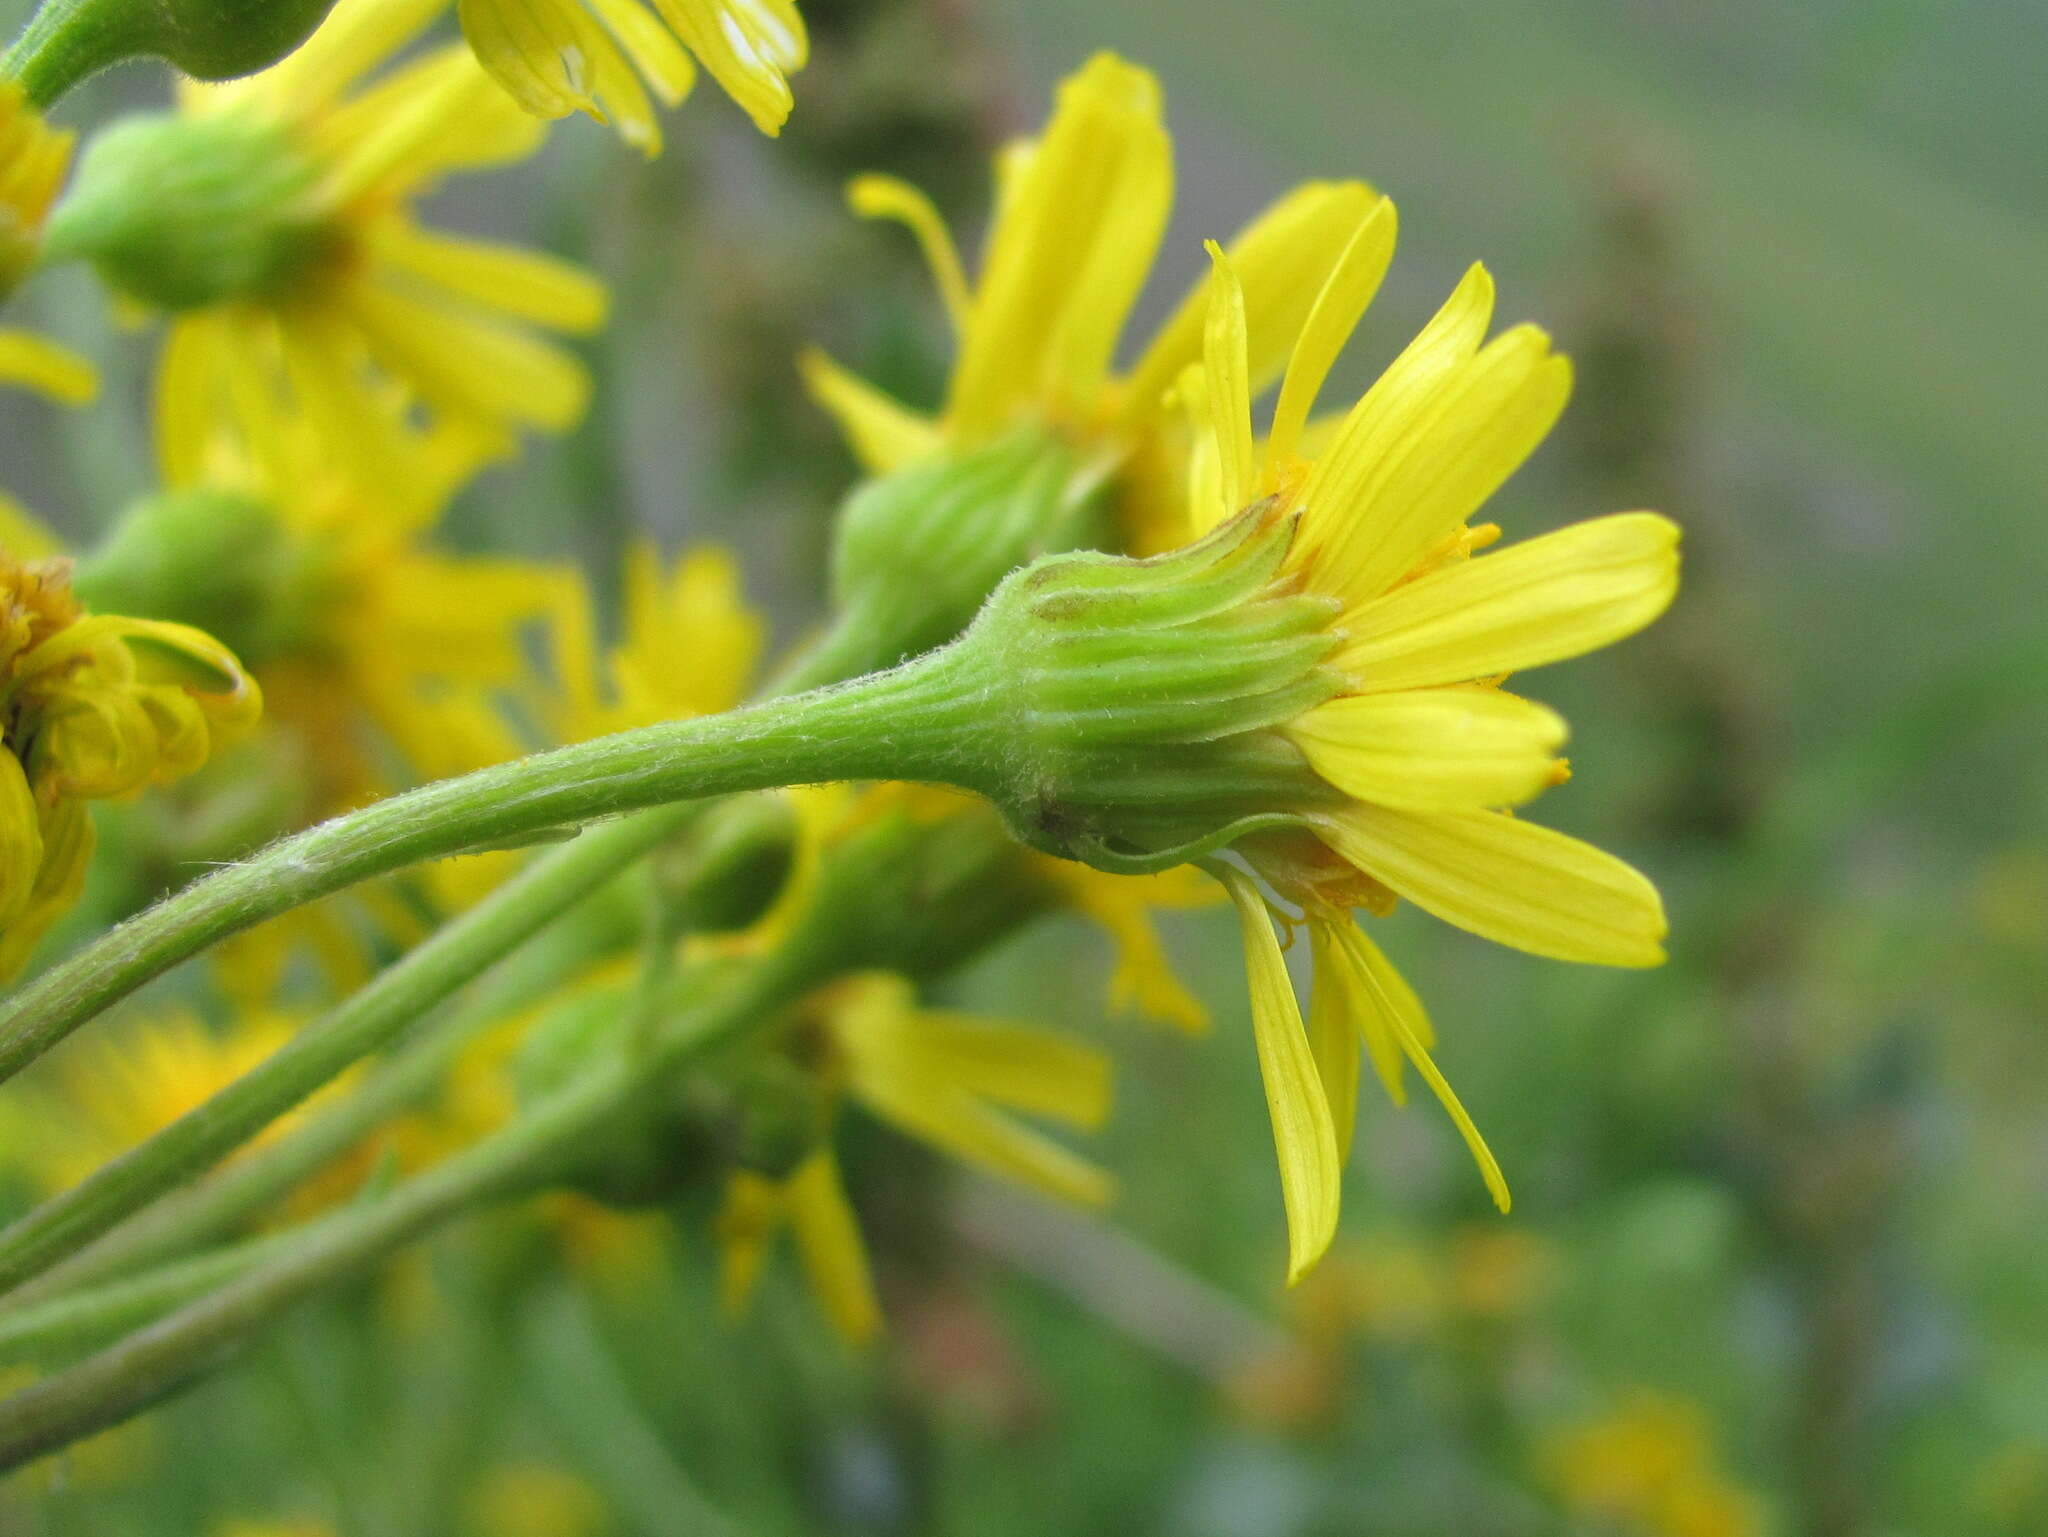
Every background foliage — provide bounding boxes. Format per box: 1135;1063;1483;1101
2;0;2043;1532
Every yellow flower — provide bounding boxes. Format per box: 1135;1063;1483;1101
51;0;605;485
803;53;1395;555
718;971;1112;1343
1;1009;293;1192
1;81;97;404
1139;225;1677;1279
1538;1393;1764;1537
458;0;807;148
0;547;259;974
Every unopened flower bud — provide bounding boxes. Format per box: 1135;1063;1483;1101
44;109;326;309
826;426;1111;669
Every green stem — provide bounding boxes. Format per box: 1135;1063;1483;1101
0;648;989;1087
0;932;824;1471
11;915;624;1308
0;805;699;1300
0;1220;341;1365
2;0;340;106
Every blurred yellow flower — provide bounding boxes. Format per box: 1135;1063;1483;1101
802;52;1392;554
0;548;259;974
459;0;808;148
54;0;605;486
1;1010;293;1193
718;971;1113;1343
465;1461;608;1537
1;81;96;403
1538;1392;1764;1537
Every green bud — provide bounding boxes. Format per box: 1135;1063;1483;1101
72;488;324;665
933;503;1349;867
44;108;328;309
2;0;341;108
827;426;1112;670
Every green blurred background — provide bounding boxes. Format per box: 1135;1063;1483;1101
4;0;2046;1532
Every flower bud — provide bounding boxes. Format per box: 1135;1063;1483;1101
43;109;326;309
3;0;341;107
72;487;321;665
827;426;1111;668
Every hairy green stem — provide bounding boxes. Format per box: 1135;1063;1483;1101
0;806;699;1299
0;649;990;1086
3;0;339;105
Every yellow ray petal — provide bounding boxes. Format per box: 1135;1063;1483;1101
0;331;97;406
1287;687;1567;812
585;0;699;106
797;348;940;473
1123;179;1382;420
847;174;971;336
455;0;601;122
1294;262;1493;579
1302;928;1362;1155
786;1151;881;1346
1308;323;1569;609
1201;243;1254;515
1265;195;1396;472
1220;866;1340;1282
948;54;1169;439
644;0;803;134
909;1012;1114;1130
1314;803;1668;967
1333;512;1680;690
715;1169;782;1317
376;225;607;331
345;281;591;431
0;752;45;929
1329;921;1509;1211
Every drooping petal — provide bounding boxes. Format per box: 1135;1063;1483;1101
785;1151;881;1346
1287;687;1567;812
715;1169;783;1317
1303;925;1362;1155
344;280;591;431
454;0;603;123
1332;512;1681;690
1219;866;1340;1282
1319;918;1508;1210
584;0;700;108
908;1012;1113;1129
0;751;44;930
798;348;941;474
1313;803;1668;967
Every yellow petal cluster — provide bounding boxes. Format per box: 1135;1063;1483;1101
459;0;807;148
1157;205;1678;1277
151;0;605;485
803;53;1400;553
0;551;260;973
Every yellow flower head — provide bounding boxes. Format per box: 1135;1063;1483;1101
1176;229;1678;1277
459;0;807;148
1;81;96;404
1538;1393;1764;1537
717;971;1113;1343
0;546;259;974
0;1008;294;1193
46;0;605;485
803;53;1396;555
